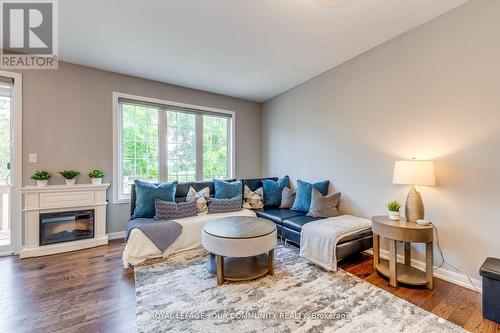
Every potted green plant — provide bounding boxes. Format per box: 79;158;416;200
387;200;402;221
59;169;80;185
31;170;51;187
88;169;104;185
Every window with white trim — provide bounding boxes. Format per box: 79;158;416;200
114;94;233;201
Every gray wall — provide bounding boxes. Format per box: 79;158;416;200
20;62;262;233
262;0;500;279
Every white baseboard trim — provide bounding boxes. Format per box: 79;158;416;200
365;249;482;293
20;236;109;258
0;250;15;257
108;231;126;240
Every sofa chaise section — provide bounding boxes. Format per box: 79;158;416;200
249;177;373;261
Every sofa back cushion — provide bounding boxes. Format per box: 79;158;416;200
133;180;177;218
244;177;278;192
262;175;290;207
291;179;329;212
130;179;237;216
155;199;197;220
175;180;224;202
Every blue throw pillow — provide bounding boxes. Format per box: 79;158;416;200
133;180;177;218
214;179;243;199
291;179;329;212
262;176;290;207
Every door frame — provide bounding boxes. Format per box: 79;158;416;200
0;70;22;255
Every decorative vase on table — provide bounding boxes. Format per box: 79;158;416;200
388;211;400;221
31;170;51;187
36;180;48;187
59;170;80;186
386;200;402;221
91;178;102;185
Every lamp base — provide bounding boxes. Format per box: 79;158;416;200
405;186;424;222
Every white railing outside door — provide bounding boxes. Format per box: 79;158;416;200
0;184;9;246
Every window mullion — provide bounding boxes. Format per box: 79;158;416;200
195;114;203;181
158;108;167;182
118;102;124;199
227;117;232;179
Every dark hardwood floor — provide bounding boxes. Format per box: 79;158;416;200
0;240;497;332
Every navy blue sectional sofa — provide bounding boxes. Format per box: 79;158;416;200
130;177;373;261
245;178;373;261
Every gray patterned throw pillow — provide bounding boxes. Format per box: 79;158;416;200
207;195;242;214
155;199;197;220
306;188;341;218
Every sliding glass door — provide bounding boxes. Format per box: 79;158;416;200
0;77;14;254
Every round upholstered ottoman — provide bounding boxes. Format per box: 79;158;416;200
202;216;277;285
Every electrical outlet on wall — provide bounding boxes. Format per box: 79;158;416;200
28;153;37;163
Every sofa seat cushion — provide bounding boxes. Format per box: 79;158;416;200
256;208;304;224
337;228;373;245
282;215;321;232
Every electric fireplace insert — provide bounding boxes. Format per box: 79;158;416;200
39;209;95;246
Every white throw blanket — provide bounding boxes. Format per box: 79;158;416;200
300;215;371;271
123;209;257;267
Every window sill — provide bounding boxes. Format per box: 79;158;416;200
112;198;131;205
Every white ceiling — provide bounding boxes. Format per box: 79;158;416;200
60;0;467;102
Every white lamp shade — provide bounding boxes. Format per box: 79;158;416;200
316;0;354;8
392;160;436;186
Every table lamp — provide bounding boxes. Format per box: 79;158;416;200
392;159;436;222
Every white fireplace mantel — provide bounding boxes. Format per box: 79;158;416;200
20;183;110;258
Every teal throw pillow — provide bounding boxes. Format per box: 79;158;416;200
291;179;329;212
262;176;290;207
214;179;243;199
133;180;177;218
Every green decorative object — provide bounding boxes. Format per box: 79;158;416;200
59;169;80;179
89;169;104;185
386;200;401;212
31;169;51;181
59;169;80;186
386;200;401;221
31;170;51;187
88;169;104;179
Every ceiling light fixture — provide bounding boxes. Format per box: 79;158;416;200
316;0;355;8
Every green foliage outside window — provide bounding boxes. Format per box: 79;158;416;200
121;103;230;192
203;115;228;180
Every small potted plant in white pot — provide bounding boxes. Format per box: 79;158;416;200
387;200;402;221
31;170;51;187
59;169;80;185
88;169;104;185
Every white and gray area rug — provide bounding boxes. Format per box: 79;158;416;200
134;246;466;333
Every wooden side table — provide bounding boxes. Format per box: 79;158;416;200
371;215;434;289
